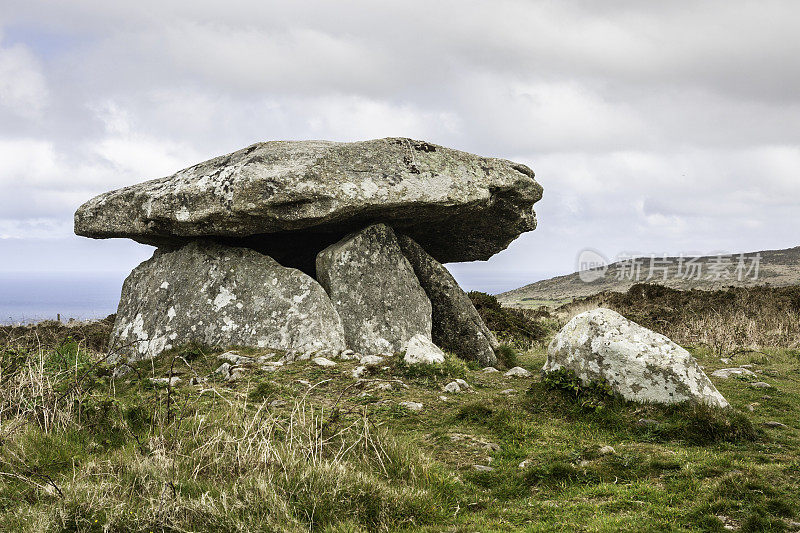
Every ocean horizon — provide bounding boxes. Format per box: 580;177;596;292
0;269;556;325
0;272;125;325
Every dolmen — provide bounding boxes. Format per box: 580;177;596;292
74;137;543;365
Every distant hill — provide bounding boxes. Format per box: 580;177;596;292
498;246;800;308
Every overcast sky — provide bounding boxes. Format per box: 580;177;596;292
1;0;798;293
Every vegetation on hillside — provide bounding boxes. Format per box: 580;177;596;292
497;246;800;308
1;297;799;531
468;291;553;348
567;284;800;356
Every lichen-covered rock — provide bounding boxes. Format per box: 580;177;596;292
711;368;757;379
316;224;432;354
504;367;531;378
74;138;542;265
403;334;446;365
110;241;346;360
397;234;498;366
545;308;728;408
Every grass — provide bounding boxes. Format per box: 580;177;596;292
566;284;800;355
1;317;800;531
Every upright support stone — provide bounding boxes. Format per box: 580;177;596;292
397;234;499;367
316;224;432;354
111;241;346;360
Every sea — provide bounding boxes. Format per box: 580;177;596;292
0;272;126;325
0;269;556;325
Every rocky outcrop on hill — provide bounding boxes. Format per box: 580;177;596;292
545;308;728;408
75;138;542;360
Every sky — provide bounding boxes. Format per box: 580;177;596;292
1;0;799;299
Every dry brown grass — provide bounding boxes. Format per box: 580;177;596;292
0;335;453;532
557;284;800;355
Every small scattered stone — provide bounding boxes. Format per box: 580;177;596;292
637;418;659;427
296;379;311;386
228;367;247;381
269;399;287;407
518;459;531;469
454;378;471;389
400;401;423;412
747;402;760;412
750;382;772;389
443;381;464;393
352;366;367;379
439;395;449;401
255;353;278;364
375;382;393;391
764;421;788;429
740;364;754;368
598;445;616;456
403;334;446;365
312;356;337;367
719;358;730;364
473;465;494;472
214;362;232;379
711;368;756;379
260;361;284;372
505;366;531;378
500;389;516;395
218;351;252;365
360;355;384;367
339;349;357;360
483;367;499;373
150;376;182;387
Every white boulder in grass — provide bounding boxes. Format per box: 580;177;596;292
505;367;531;378
545;308;729;408
312;356;337;367
711;368;756;379
403;334;446;365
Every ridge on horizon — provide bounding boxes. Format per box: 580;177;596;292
498;245;800;308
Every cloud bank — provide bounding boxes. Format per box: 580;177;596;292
0;1;798;291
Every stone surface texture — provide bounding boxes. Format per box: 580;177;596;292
545;308;729;408
110;241;346;360
711;368;757;379
504;367;532;378
397;234;498;366
74;138;542;264
403;334;446;365
316;224;432;354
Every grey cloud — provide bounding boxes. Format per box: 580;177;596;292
0;1;798;289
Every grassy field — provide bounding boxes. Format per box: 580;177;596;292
1;313;799;531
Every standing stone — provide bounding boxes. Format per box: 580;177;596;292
397;234;498;366
545;308;728;408
111;241;346;360
316;224;432;354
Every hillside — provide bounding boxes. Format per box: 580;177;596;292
2;317;799;531
498;246;800;308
